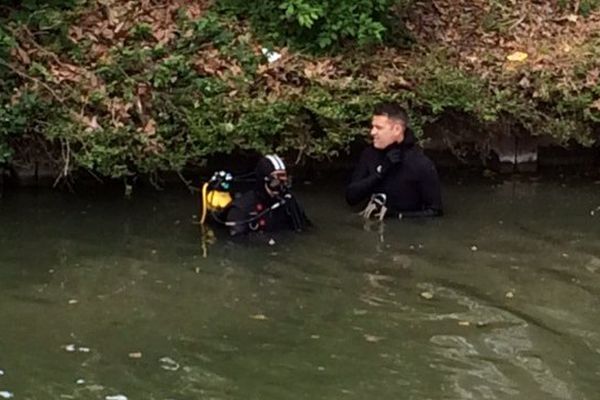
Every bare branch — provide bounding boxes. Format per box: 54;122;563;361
0;59;65;104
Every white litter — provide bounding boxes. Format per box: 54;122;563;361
159;357;180;371
65;344;76;352
105;395;128;400
261;48;282;63
0;391;14;399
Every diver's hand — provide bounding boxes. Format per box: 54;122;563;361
376;148;403;176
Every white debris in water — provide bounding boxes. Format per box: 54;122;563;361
505;291;514;299
76;379;85;385
268;238;276;246
0;391;14;399
64;344;90;353
105;395;128;400
249;314;268;320
471;245;478;251
0;369;4;375
159;357;180;371
364;334;384;343
420;291;434;300
68;299;78;305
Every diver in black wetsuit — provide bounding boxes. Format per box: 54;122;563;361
225;155;311;236
346;102;443;219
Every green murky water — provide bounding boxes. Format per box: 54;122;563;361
1;177;599;399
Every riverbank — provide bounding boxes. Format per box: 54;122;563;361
1;145;599;192
1;1;599;186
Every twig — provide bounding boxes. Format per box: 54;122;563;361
8;25;67;67
53;138;71;187
64;140;70;177
177;170;195;193
508;14;527;32
0;59;65;104
33;131;62;166
294;145;305;165
431;0;444;16
85;168;104;183
148;172;164;191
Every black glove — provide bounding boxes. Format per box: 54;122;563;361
376;148;403;176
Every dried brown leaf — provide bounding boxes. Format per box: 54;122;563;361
142;118;156;136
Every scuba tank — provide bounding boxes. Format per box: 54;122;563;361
200;170;233;224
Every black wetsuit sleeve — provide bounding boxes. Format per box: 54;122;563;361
400;161;443;218
226;205;249;236
345;151;381;206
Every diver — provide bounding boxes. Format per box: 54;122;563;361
200;154;311;237
346;102;443;220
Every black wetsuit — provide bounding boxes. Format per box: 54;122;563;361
225;190;310;236
346;131;443;218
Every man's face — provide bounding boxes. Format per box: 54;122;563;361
370;115;404;149
265;170;289;197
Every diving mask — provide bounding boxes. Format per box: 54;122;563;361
265;171;290;193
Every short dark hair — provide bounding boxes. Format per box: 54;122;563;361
373;102;409;126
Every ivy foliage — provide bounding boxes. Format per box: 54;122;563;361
217;0;411;52
0;0;599;181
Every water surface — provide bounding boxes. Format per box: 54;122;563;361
1;177;599;399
